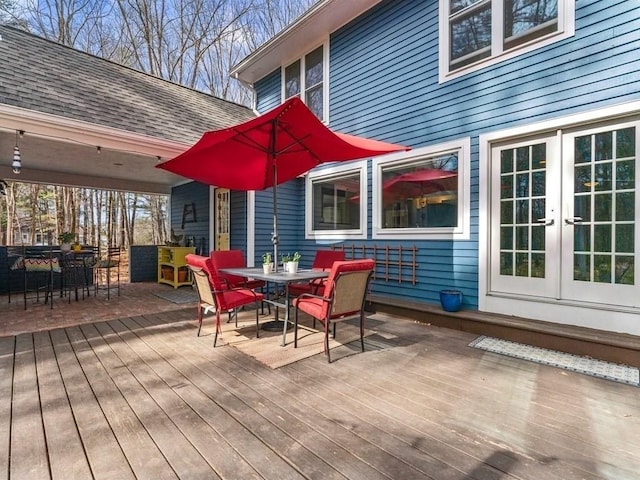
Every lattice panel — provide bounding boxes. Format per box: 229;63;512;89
332;244;418;284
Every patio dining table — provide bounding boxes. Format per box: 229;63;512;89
218;267;329;346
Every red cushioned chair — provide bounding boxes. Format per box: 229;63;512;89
287;250;346;298
186;254;264;346
293;259;374;363
209;250;265;290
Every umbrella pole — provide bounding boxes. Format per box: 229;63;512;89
272;168;278;272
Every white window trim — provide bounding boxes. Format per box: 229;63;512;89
438;0;575;83
305;161;368;240
281;40;330;124
372;139;471;240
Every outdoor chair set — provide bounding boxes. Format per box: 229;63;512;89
7;245;121;309
186;250;374;362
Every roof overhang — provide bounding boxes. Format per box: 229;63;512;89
230;0;382;86
0;104;190;194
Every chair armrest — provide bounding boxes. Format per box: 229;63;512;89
296;292;329;302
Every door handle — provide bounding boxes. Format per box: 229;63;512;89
564;217;583;225
537;218;554;226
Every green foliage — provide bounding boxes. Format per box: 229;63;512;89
58;231;75;243
262;252;272;264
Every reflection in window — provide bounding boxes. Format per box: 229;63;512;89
380;153;458;229
311;173;361;231
445;0;566;75
283;45;325;121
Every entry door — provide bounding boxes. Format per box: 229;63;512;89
490;135;560;298
490;121;639;307
215;188;230;250
560;123;638;306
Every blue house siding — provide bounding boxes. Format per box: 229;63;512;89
255;69;281;114
245;0;640;311
170;182;210;254
253;179;304;266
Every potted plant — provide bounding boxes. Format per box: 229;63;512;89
58;231;75;251
262;252;273;274
289;251;301;273
281;253;291;272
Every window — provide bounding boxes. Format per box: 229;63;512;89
440;0;574;80
373;139;470;239
282;43;327;121
306;162;367;240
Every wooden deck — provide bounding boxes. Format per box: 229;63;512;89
1;306;639;479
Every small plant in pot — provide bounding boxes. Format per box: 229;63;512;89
262;252;273;274
284;252;300;274
58;231;75;251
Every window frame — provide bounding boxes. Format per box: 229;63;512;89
305;160;368;240
373;139;471;240
281;40;329;123
439;0;575;83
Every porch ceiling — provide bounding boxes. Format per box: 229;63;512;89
0;25;256;194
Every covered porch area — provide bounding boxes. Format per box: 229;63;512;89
1;282;639;479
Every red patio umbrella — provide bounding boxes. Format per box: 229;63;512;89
382;169;458;204
157;97;410;268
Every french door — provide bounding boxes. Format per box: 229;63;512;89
490;121;639;307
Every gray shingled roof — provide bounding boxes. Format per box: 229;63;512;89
0;25;255;145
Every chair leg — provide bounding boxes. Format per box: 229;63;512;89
294;308;299;348
197;306;203;336
255;304;260;339
325;321;331;363
213;312;222;347
360;313;365;352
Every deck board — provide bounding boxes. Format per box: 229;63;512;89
33;331;93;480
2;308;639;480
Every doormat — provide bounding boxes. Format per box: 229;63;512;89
469;336;639;387
153;287;198;304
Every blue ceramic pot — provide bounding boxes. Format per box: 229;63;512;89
440;289;463;312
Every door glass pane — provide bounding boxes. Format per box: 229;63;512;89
573;254;590;281
574;135;592;164
594;255;612;283
573;225;590;252
531;253;546;278
574;195;591;222
531;225;545;250
572;127;635;285
501;150;513;173
574;165;591;192
616;192;634;221
594;193;612;221
498;143;547;279
516;173;529;197
615;256;634;285
595;132;613;161
594;224;612;252
616;224;634;253
515;253;529;276
500;200;513;224
617;128;635;158
516;226;528;250
594;163;612;191
616;160;635;189
500;252;513;275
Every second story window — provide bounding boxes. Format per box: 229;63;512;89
283;44;327;121
441;0;574;80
